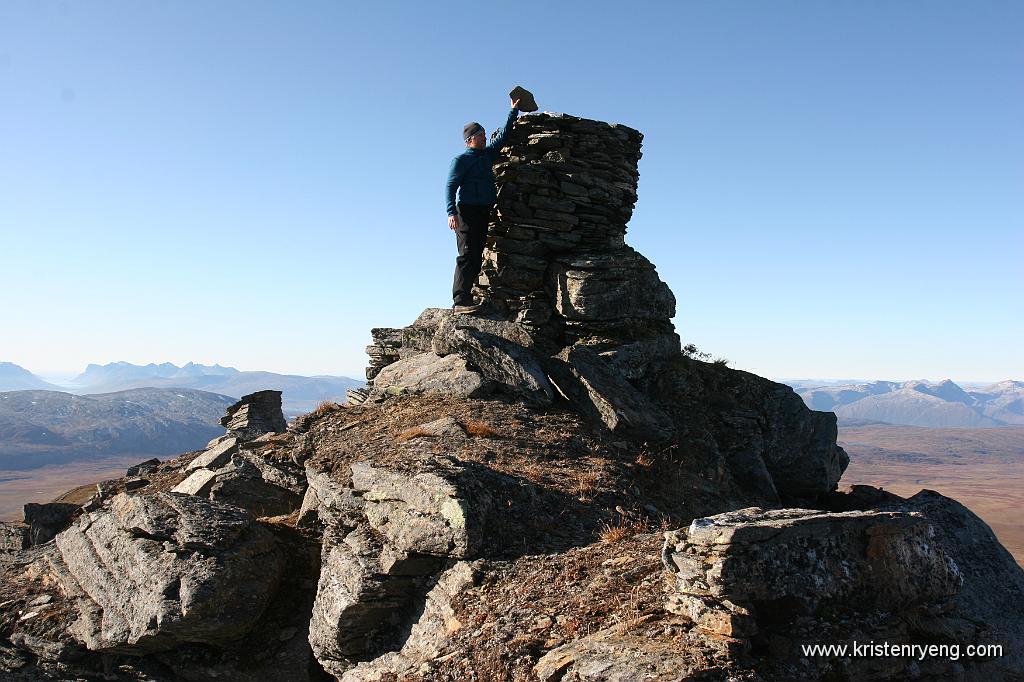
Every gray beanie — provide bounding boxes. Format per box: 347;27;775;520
463;122;484;141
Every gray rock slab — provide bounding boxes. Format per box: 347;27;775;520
549;247;675;322
53;492;283;654
663;507;962;633
186;436;240;471
171;468;218;497
338;561;478;681
220;390;288;440
432;316;552;406
371;352;494;399
598;332;681;380
309;525;443;678
350;459;495;559
206;456;304;518
415;416;467;438
298;466;364;528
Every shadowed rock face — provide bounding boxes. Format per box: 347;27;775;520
23;503;80;546
219;389;288;439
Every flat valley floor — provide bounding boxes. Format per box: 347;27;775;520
0;456;145;520
840;424;1024;566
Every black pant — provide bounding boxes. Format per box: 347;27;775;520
452;202;491;305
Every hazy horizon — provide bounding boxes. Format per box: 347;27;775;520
6;360;1018;390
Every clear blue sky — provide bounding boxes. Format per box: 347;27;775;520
2;1;1021;382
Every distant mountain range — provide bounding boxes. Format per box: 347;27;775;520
0;361;363;415
0;362;63;391
0;387;234;469
795;379;1024;428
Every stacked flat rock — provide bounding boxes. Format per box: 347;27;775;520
365;308;451;381
219;389;288;440
479;112;677;353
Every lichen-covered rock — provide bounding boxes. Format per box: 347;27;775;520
51;492;283;654
298;465;364;529
351;459;495;559
308;524;445;678
662;507;962;641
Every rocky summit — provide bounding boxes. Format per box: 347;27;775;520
2;114;1022;681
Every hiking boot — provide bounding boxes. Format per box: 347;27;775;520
453;301;484;315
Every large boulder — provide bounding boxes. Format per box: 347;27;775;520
52;492;283;654
308;524;445;678
881;490;1024;677
309;456;534;676
370;352;494;399
658;358;849;503
432;314;553;406
662;507;962;642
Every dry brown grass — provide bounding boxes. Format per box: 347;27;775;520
396;426;435;442
312;400;341;416
519;461;548;485
598;520;632;544
260;509;301;527
572;469;602;501
463;419;502;438
635;451;654;468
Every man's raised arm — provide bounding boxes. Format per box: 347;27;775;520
486;99;521;153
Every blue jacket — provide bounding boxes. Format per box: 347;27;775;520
445;108;519;216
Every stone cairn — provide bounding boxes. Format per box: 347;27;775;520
365;113;679;387
481;112;676;350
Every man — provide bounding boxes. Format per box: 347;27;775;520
445;96;521;314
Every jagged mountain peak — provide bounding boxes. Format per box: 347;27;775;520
798;376;1022;426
